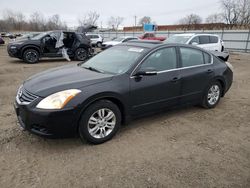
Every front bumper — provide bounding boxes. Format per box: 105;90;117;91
14;100;80;138
7;45;21;58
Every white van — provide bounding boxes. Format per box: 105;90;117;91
166;33;224;52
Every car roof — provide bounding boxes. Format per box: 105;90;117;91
118;42;212;53
118;36;137;39
173;33;219;37
127;39;163;45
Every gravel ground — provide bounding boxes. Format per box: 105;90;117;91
0;43;249;188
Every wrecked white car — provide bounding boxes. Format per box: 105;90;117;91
7;31;92;63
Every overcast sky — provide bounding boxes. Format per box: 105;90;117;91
0;0;221;27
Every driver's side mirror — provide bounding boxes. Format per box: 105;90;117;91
135;67;157;76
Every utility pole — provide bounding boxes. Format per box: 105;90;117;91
134;15;137;27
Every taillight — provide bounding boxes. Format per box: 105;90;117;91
225;62;233;71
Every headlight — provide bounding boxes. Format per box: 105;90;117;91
10;45;17;49
36;89;81;109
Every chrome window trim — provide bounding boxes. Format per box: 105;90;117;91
130;46;213;78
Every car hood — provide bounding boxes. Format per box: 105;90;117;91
103;41;121;46
23;64;113;97
9;39;40;45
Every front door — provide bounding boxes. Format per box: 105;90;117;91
129;47;181;115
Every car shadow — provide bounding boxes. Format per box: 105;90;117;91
16;105;204;150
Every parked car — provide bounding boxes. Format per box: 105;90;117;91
139;32;166;41
5;32;16;39
102;36;138;49
166;33;224;52
14;42;233;144
0;37;5;45
86;34;104;47
7;31;92;63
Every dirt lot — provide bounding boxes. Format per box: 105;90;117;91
0;43;249;188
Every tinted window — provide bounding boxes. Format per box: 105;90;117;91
189;36;199;44
140;47;177;71
199;36;210;44
203;52;211;64
180;48;204;67
209;36;218;43
82;46;145;74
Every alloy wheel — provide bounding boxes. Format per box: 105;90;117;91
87;108;116;139
26;51;38;63
207;85;220;106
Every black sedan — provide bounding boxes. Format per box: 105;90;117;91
14;43;233;144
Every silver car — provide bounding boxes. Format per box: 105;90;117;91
86;34;103;47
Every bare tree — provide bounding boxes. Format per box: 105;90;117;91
15;12;26;31
178;14;203;25
221;0;250;26
237;0;250;25
2;9;16;30
138;16;152;25
29;12;46;31
221;0;240;25
107;16;124;30
78;11;100;26
206;13;224;23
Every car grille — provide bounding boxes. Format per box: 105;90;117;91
16;86;38;105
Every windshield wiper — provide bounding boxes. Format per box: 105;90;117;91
83;66;104;73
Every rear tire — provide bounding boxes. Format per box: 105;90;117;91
202;81;222;109
23;49;39;64
74;48;88;61
78;100;121;144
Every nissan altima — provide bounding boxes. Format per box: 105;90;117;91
14;42;233;144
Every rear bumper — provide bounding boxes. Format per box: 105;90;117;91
14;100;80;138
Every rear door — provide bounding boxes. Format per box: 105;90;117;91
130;47;181;115
178;47;214;104
209;36;220;51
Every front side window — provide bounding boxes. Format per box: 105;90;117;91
180;47;204;67
165;35;192;44
189;36;200;44
140;47;177;71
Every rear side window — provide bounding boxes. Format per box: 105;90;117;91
199;36;210;44
203;52;211;64
209;36;218;43
180;47;204;67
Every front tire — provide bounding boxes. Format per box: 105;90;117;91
23;49;39;64
202;81;222;109
78;100;121;144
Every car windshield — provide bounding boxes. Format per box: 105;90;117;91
31;32;48;40
113;37;125;42
165;35;192;44
81;46;146;74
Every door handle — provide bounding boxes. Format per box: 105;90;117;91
171;77;181;83
207;69;213;74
